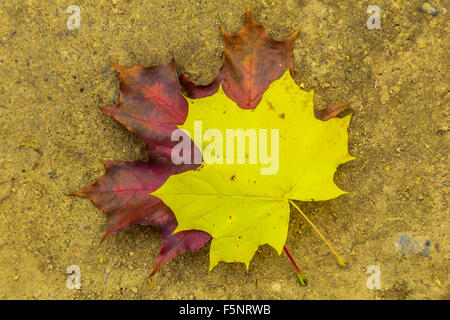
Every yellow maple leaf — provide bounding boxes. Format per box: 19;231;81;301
153;70;354;270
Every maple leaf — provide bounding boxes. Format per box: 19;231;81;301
153;70;354;270
74;61;210;274
181;7;300;109
75;7;349;276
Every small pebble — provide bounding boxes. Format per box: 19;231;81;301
271;282;281;292
131;287;138;294
419;2;439;16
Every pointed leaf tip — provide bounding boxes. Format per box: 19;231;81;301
314;104;352;121
109;60;126;73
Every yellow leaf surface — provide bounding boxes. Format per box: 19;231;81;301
153;70;354;270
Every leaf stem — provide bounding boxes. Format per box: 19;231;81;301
283;246;307;286
289;199;346;267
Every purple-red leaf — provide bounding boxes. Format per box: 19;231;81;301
75;61;210;274
74;160;210;274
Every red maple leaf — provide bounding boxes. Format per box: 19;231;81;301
181;7;299;109
74;61;210;275
181;7;348;119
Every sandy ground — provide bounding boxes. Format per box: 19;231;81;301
0;0;448;300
